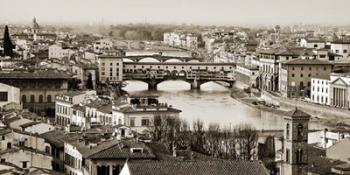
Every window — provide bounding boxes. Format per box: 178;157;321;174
336;50;339;53
286;149;290;163
286;123;290;139
292;74;295;77
296;149;303;164
323;67;327;71
22;161;27;169
141;119;150;126
297;124;303;138
47;95;52;103
308;74;311;77
292;67;295;71
300;74;303;77
130;118;135;127
39;95;43;103
344;50;347;53
0;92;8;101
301;67;303;71
22;95;27;103
30;95;35;103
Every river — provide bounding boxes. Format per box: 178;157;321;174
123;80;326;130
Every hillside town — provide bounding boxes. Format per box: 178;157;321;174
1;4;350;174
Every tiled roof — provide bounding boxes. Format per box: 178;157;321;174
0;71;71;79
19;121;40;129
284;108;311;119
281;58;332;65
40;130;66;148
88;141;156;160
62;91;85;97
126;160;269;175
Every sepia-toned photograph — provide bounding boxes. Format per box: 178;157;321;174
0;0;349;174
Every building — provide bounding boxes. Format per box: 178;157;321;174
279;59;332;98
326;138;350;164
328;72;350;109
85;141;156;175
112;95;181;133
235;64;259;88
257;49;280;92
163;32;198;50
299;38;326;49
0;70;71;115
55;91;96;126
330;40;350;60
49;44;77;60
0;83;20;110
279;108;311;175
308;129;350;149
120;160;269;175
310;78;330;105
98;55;124;84
93;39;113;54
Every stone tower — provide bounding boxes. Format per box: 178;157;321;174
281;108;310;175
32;17;40;34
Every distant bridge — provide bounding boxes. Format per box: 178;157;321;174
123;62;236;90
122;54;203;63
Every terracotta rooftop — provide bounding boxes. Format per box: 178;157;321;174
0;71;71;79
284;108;311;119
125;160;269;175
281;58;332;65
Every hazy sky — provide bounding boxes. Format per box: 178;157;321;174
1;0;350;25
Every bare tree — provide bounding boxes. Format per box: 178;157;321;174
234;124;258;160
191;119;206;154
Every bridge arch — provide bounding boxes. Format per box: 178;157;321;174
187;59;200;63
138;57;160;63
164;58;183;63
123;58;134;62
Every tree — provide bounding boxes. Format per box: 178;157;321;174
3;25;14;57
234;124;258;160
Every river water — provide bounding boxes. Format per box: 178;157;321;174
123;80;326;130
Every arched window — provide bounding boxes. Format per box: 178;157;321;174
296;149;303;163
22;95;27;103
30;95;35;103
39;95;43;103
286;123;290;139
47;95;52;103
297;124;303;137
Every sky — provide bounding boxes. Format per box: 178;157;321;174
1;0;350;26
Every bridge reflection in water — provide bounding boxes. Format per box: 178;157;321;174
123;62;236;90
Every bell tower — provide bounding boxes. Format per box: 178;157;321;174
281;108;310;175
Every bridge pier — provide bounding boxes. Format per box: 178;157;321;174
148;80;158;91
190;79;201;90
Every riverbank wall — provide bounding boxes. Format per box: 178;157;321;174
261;91;350;119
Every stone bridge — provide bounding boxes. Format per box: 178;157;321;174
121;54;203;63
123;62;236;90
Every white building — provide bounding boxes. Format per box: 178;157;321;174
93;39;113;54
98;55;124;84
0;83;20;110
329;73;350;108
49;44;77;60
163;32;198;50
330;41;350;60
300;38;326;49
309;129;350;149
310;78;330;105
55;91;97;126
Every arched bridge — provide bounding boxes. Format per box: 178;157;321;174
121;55;203;63
123;62;236;90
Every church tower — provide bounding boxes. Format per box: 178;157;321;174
281;108;310;175
32;17;40;34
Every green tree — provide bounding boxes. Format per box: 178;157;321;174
3;25;14;57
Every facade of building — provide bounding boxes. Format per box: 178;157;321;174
0;83;20;110
300;38;326;49
310;78;330;105
279;108;310;175
328;73;350;109
279;59;332;98
98;55;124;84
0;71;70;115
93;39;113;54
235;64;259;88
257;49;280;91
55;91;96;126
330;40;350;60
49;44;77;60
163;32;198;50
